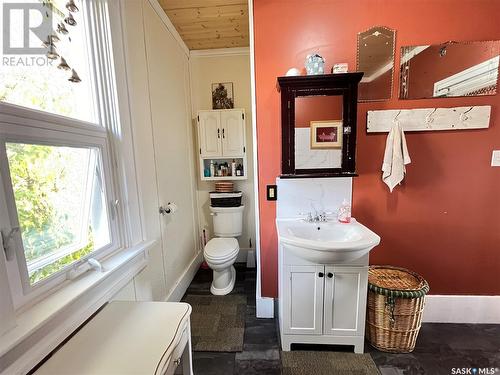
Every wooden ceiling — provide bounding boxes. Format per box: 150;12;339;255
159;0;249;50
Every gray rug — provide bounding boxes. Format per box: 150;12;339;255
282;351;380;375
183;294;246;352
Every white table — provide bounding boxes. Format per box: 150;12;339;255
35;301;193;375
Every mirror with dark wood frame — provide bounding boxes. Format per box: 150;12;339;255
277;73;363;178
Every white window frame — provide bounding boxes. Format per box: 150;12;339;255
0;0;127;310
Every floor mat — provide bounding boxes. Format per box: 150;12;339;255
183;294;246;352
281;351;380;375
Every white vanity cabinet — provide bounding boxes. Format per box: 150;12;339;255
197;109;247;180
283;265;325;336
323;266;368;337
279;247;369;353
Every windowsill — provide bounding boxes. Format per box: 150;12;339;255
0;240;153;373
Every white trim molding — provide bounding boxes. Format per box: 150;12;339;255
422;295;500;324
165;251;203;302
248;0;275;319
190;47;250;58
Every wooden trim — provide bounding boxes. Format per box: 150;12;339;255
190;47;250;57
366;106;491;133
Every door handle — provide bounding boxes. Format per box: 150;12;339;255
327;272;333;278
217;129;220;138
222;128;225;138
159;203;177;216
318;272;324;278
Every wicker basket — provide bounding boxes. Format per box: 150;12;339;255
366;265;429;353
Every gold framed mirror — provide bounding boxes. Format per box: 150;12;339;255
357;26;396;102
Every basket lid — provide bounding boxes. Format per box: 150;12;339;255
368;265;429;299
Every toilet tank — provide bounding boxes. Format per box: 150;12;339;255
210;205;245;237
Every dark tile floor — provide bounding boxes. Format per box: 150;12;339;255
184;265;500;375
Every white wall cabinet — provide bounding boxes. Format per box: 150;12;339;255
220;110;245;157
279;247;368;353
198;111;222;157
198;109;245;157
197;109;247;180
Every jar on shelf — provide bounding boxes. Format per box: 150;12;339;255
305;54;325;75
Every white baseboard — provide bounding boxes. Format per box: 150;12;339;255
246;250;256;268
165;251;204;302
236;248;249;263
422;295;500;323
256;296;274;318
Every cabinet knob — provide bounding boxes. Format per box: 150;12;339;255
318;272;324;278
327;272;333;278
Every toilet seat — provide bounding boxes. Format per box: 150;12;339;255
204;238;239;261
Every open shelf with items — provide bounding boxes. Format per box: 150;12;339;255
196;109;248;181
199;157;247;181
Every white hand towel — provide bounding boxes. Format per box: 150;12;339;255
382;121;411;192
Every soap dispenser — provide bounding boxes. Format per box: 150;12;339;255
338;199;352;223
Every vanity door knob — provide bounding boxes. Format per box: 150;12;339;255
318;272;324;278
327;272;333;278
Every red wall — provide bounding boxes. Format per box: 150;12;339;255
253;0;500;297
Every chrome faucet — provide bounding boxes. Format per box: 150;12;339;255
302;211;328;223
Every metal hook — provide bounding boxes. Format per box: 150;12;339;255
460;106;474;123
393;110;402;123
425;108;437;128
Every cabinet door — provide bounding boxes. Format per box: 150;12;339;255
221;110;245;157
283;265;324;335
323;266;368;336
198;111;221;157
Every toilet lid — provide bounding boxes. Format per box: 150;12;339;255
204;238;239;259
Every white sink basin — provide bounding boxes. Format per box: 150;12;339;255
276;218;380;263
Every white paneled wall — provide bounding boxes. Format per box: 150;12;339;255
189;51;256;260
119;0;200;301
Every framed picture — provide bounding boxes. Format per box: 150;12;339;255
310;120;343;149
212;82;234;109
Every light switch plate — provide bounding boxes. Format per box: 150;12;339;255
491;150;500;167
266;185;277;201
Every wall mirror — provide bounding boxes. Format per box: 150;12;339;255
277;73;363;178
294;95;343;170
357;26;396;101
399;40;500;99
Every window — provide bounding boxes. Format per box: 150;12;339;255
5;143;110;285
0;0;97;123
0;0;122;307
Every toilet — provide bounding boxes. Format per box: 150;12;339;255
204;205;244;295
